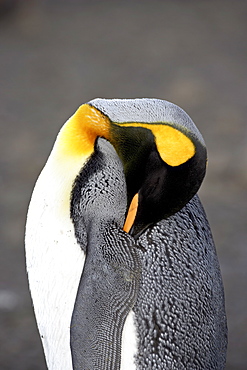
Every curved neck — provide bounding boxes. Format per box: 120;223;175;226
70;224;141;370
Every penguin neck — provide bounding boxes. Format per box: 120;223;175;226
70;221;141;370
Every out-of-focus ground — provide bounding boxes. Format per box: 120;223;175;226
0;0;246;369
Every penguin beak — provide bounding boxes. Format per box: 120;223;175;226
123;193;139;233
123;193;151;239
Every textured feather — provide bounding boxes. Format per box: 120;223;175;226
134;194;227;369
70;139;141;369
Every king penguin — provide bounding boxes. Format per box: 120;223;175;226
25;98;227;370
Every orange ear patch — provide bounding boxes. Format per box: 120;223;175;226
123;193;139;233
55;104;110;158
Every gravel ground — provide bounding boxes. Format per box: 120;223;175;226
0;1;246;369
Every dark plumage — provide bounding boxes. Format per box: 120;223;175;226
134;195;227;369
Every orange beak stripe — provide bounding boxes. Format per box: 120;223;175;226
123;193;139;233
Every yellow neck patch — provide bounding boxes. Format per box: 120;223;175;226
55;104;110;158
116;123;195;166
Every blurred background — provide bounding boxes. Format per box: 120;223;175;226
0;0;246;369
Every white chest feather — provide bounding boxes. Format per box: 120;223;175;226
25;158;85;370
121;310;138;369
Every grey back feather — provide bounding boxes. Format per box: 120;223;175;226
134;194;227;369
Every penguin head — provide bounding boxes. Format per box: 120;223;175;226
54;98;207;237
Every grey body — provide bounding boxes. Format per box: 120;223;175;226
70;139;141;369
135;195;227;369
70;139;227;370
